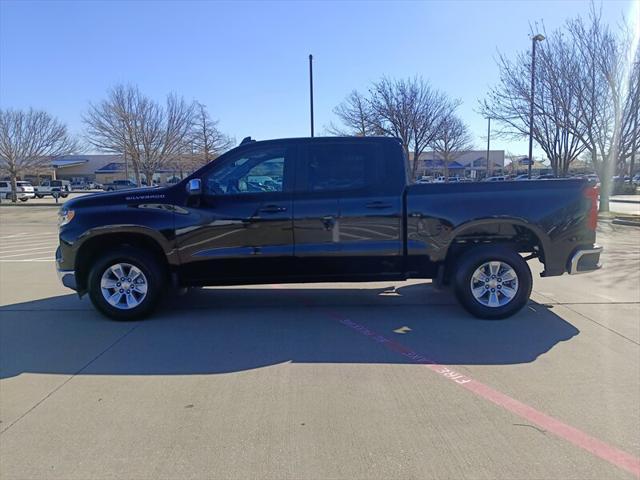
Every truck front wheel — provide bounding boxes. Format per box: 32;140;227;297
87;247;166;321
453;246;532;320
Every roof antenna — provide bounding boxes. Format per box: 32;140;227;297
240;136;254;145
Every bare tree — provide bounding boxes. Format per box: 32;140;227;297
567;7;634;210
190;102;234;167
368;77;457;180
617;54;640;176
327;90;378;136
0;109;77;202
431;114;474;181
84;85;196;186
481;28;587;178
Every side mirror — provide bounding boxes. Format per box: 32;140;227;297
186;178;202;196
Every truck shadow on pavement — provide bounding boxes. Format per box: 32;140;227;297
0;282;579;379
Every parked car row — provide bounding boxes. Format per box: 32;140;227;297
71;181;101;191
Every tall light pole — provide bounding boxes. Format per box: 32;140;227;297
486;117;491;178
528;34;545;179
309;54;314;137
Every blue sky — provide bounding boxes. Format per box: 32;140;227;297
0;0;636;157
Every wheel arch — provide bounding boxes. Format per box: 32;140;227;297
441;218;549;283
74;229;173;292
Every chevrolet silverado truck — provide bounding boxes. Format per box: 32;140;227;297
56;137;602;320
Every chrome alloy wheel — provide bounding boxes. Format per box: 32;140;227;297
100;263;148;310
470;261;519;308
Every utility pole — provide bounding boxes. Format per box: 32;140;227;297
486;117;491;178
528;34;545;179
122;127;129;183
309;54;314;137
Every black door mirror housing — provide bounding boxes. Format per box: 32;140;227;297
186;178;202;196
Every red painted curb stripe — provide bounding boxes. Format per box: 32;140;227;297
269;285;640;477
334;314;640;478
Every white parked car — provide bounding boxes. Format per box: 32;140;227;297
0;180;36;201
484;176;507;182
34;180;71;198
434;176;461;183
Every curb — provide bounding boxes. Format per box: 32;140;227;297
612;219;640;227
609;199;640;204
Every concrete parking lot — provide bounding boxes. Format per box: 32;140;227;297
0;207;638;479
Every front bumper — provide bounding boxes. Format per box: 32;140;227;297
56;246;77;291
568;245;603;274
57;269;77;290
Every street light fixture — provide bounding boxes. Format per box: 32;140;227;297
528;33;545;179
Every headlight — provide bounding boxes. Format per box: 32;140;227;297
58;209;75;227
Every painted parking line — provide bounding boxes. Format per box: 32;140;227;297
0;239;56;248
0;246;56;255
0;250;56;259
282;289;640;478
0;259;55;263
0;232;57;240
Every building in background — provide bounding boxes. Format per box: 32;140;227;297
16;154;197;186
94;162;176;186
413;150;505;179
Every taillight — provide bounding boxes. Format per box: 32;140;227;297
584;185;598;230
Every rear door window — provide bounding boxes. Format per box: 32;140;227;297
298;142;385;194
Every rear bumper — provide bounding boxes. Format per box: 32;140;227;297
568;245;603;274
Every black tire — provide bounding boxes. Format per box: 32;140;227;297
87;246;166;321
35;194;43;198
61;193;68;198
19;197;28;202
453;245;532;320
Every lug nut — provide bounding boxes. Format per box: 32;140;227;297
119;289;123;293
491;288;495;292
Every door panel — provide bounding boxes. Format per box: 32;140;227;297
293;141;404;278
337;195;403;274
176;144;295;284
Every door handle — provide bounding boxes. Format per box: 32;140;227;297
365;201;393;209
259;204;287;213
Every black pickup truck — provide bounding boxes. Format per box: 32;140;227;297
57;136;601;320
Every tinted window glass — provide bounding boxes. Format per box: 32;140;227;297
306;144;374;192
204;147;286;196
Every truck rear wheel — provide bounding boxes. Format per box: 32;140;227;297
453;246;532;320
87;247;166;321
